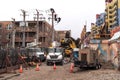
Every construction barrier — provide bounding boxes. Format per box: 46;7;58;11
53;63;56;70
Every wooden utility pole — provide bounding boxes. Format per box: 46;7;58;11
21;9;26;48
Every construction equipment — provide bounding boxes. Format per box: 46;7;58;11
74;47;101;69
60;31;80;58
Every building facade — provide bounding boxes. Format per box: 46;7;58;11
91;13;106;39
105;0;120;30
0;20;60;48
96;13;106;27
91;0;120;39
0;21;12;48
94;13;110;39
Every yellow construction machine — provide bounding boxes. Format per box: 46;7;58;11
60;31;80;57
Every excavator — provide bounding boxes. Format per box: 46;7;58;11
60;31;80;60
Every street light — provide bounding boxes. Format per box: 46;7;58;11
49;8;61;42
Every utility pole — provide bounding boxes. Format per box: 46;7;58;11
21;9;26;48
36;9;39;44
11;18;15;48
49;8;61;42
51;9;55;42
34;10;45;46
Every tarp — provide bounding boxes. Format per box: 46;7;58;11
109;31;120;42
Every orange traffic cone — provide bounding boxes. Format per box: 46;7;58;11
39;61;42;66
70;63;74;73
19;65;23;73
35;63;40;71
53;63;56;70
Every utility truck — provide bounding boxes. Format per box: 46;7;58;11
46;41;64;65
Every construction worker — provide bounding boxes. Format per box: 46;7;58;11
73;48;79;61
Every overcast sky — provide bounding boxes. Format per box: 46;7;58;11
0;0;105;39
